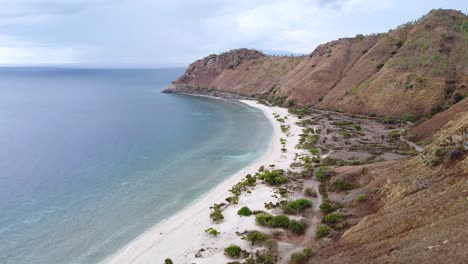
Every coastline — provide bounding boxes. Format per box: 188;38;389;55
104;99;303;263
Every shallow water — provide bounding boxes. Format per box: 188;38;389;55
0;68;272;263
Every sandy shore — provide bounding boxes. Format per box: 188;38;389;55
104;100;303;264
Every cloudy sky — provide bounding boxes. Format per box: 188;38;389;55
0;0;466;67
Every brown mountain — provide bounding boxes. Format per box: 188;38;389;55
165;9;467;119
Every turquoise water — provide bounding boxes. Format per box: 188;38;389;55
0;68;272;263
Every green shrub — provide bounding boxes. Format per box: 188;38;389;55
290;252;307;264
237;206;252;216
323;213;343;224
224;245;242;258
210;210;224;222
401;113;416;123
269;215;290;228
316;224;331;238
319;201;335;213
255;213;290;228
164;258;173;264
246;230;268;246
309;148;319;155
284;198;313;214
258;170;288;185
382;117;395;124
304;187;317;197
333;179;354;191
353;124;362;130
205;227;219;236
288;220;306;234
315;166;332;181
356;193;367;202
303;247;314;257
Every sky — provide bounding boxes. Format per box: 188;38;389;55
0;0;466;67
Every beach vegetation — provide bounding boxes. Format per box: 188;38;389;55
258;170;288;185
309;148;319;155
316;224;332;238
283;198;312;214
246;230;268;246
164;258;174;264
237;206;253;216
258;165;265;172
288;220;306;234
210;209;224;222
205;227;219;236
255;213;290;228
224;245;242;258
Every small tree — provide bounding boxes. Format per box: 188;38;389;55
246;230;268;246
323;213;343;225
319;201;335;213
284;198;313;214
304;187;317;197
237;206;253;216
210;210;224;222
224;245;242;258
164;258;173;264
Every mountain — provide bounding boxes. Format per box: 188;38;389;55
164;9;467;120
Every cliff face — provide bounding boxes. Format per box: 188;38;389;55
165;9;468;118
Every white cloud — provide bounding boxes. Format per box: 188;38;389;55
0;35;80;65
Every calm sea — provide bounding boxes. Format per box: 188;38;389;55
0;68;272;263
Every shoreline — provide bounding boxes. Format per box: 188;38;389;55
104;99;301;263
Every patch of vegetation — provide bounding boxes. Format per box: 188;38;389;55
309;148;319;155
319;201;336;213
304;187;317;197
210;209;224;222
288;99;297;107
258;170;288;185
353;124;362;130
333;179;355;191
322;213;343;225
283;198;313;214
237;206;253;217
290;248;314;264
316;224;332;238
453;93;465;104
356;193;368;202
224;245;242;258
245;230;268;246
400;113;416;123
264;238;278;252
376;63;384;70
382;116;395;124
205;227;219;236
288;220;306;234
164;258;173;264
280;124;290;133
288;107;311;118
255;213;290;228
315;166;333;182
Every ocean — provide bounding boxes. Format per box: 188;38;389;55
0;68;272;263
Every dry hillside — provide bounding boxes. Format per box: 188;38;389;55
165;9;468;119
309;112;467;264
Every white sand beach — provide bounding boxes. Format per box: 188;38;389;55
105;100;304;264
